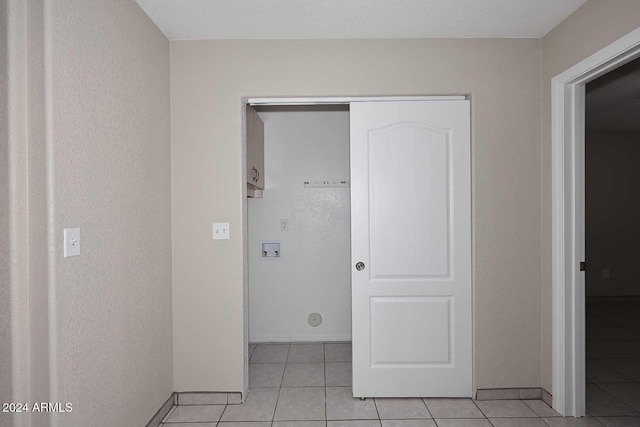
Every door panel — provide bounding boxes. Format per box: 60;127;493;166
369;122;451;278
350;100;471;397
370;296;452;365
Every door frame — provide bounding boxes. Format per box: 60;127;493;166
241;95;469;399
551;27;640;417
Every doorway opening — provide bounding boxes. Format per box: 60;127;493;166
583;56;640;417
241;96;472;403
551;28;640;417
246;104;354;390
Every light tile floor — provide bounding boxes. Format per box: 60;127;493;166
585;301;640;425
161;340;640;427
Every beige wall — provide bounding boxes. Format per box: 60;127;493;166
5;0;174;426
541;0;640;392
1;1;12;426
171;38;543;393
28;1;52;423
4;1;43;426
50;1;173;425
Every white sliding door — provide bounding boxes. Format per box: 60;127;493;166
350;100;472;397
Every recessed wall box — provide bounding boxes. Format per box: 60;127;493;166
261;242;281;259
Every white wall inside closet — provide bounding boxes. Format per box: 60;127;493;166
248;106;351;342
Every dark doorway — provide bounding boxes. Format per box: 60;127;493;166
584;56;640;418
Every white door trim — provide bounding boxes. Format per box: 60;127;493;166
247;96;467;106
551;26;640;417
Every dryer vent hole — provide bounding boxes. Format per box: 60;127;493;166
308;313;322;327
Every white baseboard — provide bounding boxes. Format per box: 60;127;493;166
249;335;351;343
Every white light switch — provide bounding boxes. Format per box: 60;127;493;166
280;218;289;232
212;223;230;240
64;228;80;258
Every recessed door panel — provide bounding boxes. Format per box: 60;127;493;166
369;123;451;279
370;296;452;365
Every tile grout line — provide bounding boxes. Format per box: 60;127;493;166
419;396;433;421
591;381;640;414
271;344;291;424
540;416;555;426
593;357;639;382
217;400;230;424
372;394;381;423
469;394;486;418
324;342;328;427
272;385;282;424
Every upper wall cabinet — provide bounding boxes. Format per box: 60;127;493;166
247;106;265;197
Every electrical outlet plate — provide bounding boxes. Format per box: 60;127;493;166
212;223;230;240
63;228;81;258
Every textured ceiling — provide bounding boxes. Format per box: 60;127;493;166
135;0;587;40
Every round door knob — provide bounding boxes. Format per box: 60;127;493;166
356;262;365;271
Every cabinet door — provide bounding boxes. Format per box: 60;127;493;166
246;106;256;185
246;106;265;190
253;111;265;189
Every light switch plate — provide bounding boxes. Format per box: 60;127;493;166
64;228;80;258
212;223;230;240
